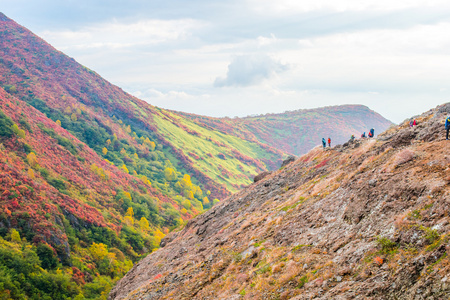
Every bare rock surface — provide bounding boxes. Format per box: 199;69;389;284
110;103;450;300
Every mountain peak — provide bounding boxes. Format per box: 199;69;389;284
0;12;11;22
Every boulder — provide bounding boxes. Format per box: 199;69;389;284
254;171;272;183
280;155;296;168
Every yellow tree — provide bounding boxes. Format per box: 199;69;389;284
28;169;35;179
89;242;108;261
11;124;20;135
90;164;99;173
144;138;156;150
106;139;111;146
27;152;38;167
10;229;21;243
121;164;129;174
102;147;108;155
185;190;194;200
71;113;77;121
179;174;192;189
56;120;62;126
12;124;26;139
139;217;150;231
164;168;176;181
125;207;134;217
123;191;132;201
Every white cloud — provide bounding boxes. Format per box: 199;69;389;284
214;54;289;87
257;34;278;47
246;0;450;15
4;0;447;123
41;18;205;50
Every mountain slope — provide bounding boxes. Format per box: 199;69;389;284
0;12;284;299
0;11;284;200
177;105;393;156
110;103;450;299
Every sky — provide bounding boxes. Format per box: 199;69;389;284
1;0;450;123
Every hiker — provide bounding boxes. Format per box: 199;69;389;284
328;137;331;147
350;134;355;142
446;115;450;140
368;128;374;138
322;138;326;149
413;119;417;126
409;119;413;127
361;132;366;138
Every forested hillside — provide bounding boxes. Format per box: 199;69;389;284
0;12;284;299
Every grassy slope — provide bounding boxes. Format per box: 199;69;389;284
152;109;282;192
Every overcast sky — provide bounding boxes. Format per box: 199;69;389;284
2;0;450;123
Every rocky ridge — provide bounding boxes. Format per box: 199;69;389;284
110;103;450;300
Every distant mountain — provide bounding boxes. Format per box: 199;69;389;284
111;103;450;300
178;105;393;156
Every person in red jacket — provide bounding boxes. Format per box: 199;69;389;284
327;137;331;147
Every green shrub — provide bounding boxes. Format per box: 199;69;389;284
376;237;397;254
0;109;14;137
36;243;58;270
48;178;67;191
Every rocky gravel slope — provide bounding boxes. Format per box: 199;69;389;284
110;103;450;300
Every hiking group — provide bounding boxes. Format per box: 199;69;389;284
322;128;374;149
322;115;449;149
322;137;331;148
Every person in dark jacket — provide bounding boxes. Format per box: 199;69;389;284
446;115;450;140
322;138;326;148
361;132;366;138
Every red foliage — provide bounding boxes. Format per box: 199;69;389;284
71;267;86;285
374;256;383;266
152;274;163;281
315;159;330;169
